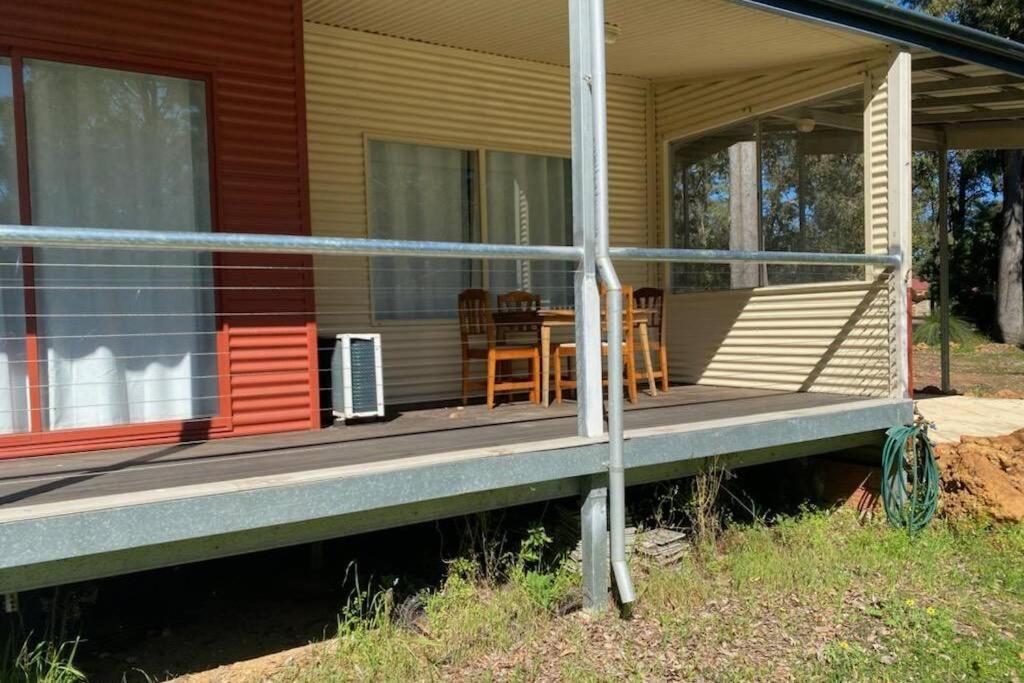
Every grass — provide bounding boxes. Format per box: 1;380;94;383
0;638;85;683
912;325;1024;395
262;510;1024;682
9;510;1022;681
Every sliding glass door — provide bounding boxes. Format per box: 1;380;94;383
0;55;219;434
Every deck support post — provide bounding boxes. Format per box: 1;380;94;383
579;474;609;610
569;0;604;438
887;49;914;399
938;142;951;392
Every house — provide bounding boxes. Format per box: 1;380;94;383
1;0;1023;609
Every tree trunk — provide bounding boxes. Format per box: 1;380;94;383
997;149;1024;347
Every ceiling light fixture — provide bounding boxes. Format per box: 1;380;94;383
795;117;816;133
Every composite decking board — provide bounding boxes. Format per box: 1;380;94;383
0;387;867;509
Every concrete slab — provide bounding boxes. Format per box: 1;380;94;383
916;396;1024;443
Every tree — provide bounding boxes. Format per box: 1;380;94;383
998;151;1024;344
912;0;1024;345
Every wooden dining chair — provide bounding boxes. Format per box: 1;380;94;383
553;285;638;404
496;290;541;344
634;287;669;392
458;289;540;409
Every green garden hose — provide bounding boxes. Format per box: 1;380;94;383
881;420;940;533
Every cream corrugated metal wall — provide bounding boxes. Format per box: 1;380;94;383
656;52;898;397
304;23;652;403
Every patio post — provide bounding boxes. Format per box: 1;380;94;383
938;142;951;392
579;474;609;608
569;0;605;440
888;48;914;398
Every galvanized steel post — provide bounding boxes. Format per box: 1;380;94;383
569;0;605;441
938;143;951;392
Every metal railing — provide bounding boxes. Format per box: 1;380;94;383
0;222;901;618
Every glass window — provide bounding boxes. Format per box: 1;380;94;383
669;116;865;293
485;151;573;307
368;140;480;320
367;142;574;319
669;126;760;292
0;58;29;433
23;59;218;430
761;130;864;285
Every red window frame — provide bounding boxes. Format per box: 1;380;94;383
0;42;233;458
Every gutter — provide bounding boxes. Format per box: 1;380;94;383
735;0;1024;78
590;0;635;606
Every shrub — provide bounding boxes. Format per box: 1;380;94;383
913;311;976;348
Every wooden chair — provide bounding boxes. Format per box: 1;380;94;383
458;289;540;409
553;285;638;404
634;287;669;392
496;291;541;344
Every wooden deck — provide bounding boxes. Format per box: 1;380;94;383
0;385;866;510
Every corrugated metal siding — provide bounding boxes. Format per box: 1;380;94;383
654;53;896;397
865;65;891;260
0;0;318;451
665;280;893;396
304;23;652;404
653;54;886;142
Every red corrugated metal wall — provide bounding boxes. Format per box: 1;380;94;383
0;0;319;456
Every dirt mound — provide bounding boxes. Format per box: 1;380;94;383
992;389;1024;399
935;429;1024;522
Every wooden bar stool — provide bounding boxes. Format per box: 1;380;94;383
553;285;638;404
634;287;670;392
458;289;540;409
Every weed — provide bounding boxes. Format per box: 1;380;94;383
688;457;730;555
0;637;85;683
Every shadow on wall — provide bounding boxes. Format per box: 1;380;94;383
664;276;892;396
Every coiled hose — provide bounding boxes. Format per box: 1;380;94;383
881;421;940;533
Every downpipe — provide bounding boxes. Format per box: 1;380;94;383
597;256;635;607
590;0;635;607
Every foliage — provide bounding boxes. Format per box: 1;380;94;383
0;638;85;683
912;310;977;347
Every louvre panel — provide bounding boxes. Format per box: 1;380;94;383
0;0;318;457
305;23;652;404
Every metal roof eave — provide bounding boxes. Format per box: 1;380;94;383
735;0;1024;78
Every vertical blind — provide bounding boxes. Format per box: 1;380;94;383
368;140;573;319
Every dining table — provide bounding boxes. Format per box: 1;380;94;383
495;307;660;407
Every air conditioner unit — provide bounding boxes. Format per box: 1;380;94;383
331;333;384;422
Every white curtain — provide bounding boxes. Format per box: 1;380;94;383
24;59;218;431
0;59;29;434
486;151;572;307
368;141;478;320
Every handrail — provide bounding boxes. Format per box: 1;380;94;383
609;246;901;268
0;224;583;262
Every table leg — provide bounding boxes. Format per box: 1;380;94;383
541;324;551;407
638;322;657;397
